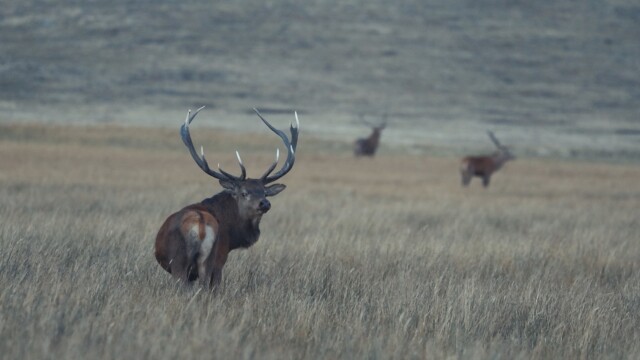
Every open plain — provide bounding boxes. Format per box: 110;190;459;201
1;0;640;358
1;123;639;359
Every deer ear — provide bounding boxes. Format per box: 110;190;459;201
264;183;286;197
219;179;236;191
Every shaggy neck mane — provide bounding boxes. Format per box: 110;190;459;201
201;192;262;250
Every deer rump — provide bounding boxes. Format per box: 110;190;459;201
156;195;256;283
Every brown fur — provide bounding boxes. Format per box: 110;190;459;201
155;181;285;288
354;126;385;157
460;152;513;188
460;131;514;188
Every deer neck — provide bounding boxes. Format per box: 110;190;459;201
230;214;262;249
492;152;509;169
237;206;263;232
202;192;262;249
371;130;381;142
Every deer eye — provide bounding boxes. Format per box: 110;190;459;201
241;191;249;198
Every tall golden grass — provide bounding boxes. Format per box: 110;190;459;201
1;124;639;359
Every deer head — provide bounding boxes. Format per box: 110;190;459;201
180;107;299;219
354;114;387;157
487;131;515;163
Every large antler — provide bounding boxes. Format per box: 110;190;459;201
487;131;504;149
180;106;247;182
358;113;386;129
253;109;300;184
379;112;388;129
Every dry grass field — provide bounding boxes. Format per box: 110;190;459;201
2;1;639;358
1;123;639;359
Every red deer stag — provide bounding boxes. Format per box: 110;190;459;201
460;131;514;188
354;115;387;157
155;107;299;289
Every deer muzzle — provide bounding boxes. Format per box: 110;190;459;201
258;199;271;213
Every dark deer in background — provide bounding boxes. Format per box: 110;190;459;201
155;107;299;288
354;115;387;157
460;131;514;188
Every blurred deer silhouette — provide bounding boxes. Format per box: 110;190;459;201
460;131;515;188
354;114;387;157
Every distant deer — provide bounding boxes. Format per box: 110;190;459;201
354;115;387;157
460;131;514;188
155;107;299;289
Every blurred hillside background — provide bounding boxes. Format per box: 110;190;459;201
1;0;639;160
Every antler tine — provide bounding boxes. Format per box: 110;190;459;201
358;114;377;128
185;106;206;125
381;112;388;127
180;107;243;182
216;150;247;180
487;131;503;149
254;108;300;183
260;148;280;180
235;151;247;179
291;111;300;151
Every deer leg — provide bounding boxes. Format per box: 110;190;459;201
166;234;197;283
460;163;473;187
461;172;471;187
207;248;228;291
196;226;215;283
179;235;202;283
482;175;491;188
209;267;223;291
197;255;212;289
169;253;193;283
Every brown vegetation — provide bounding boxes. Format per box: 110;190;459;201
1;124;639;359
